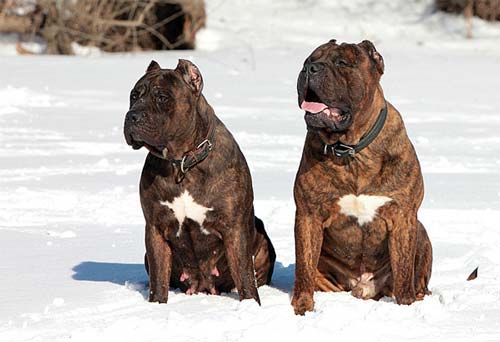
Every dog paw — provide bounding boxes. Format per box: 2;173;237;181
291;293;314;315
416;289;431;301
351;286;365;299
239;285;261;305
149;292;168;303
395;293;416;305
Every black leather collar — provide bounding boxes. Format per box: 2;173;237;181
318;102;387;158
172;116;215;183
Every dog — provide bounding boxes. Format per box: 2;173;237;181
124;59;275;304
291;40;432;315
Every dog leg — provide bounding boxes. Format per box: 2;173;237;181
292;212;323;315
388;217;417;305
223;217;260;304
414;221;432;299
145;224;172;303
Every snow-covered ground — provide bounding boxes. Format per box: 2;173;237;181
1;0;500;341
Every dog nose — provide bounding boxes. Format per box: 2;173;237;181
126;110;143;123
305;62;323;75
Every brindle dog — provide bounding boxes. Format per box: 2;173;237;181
124;60;275;304
292;40;432;315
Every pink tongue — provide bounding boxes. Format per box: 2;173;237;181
301;101;328;114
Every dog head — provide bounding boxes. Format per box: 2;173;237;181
297;39;384;134
124;59;204;158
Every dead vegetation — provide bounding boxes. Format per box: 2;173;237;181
435;0;499;38
436;0;500;21
0;0;206;54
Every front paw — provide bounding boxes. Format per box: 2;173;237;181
292;292;314;315
149;289;168;303
239;285;261;305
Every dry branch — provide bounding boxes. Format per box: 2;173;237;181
436;0;500;38
0;0;206;54
436;0;500;21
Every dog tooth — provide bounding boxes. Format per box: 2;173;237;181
162;147;168;159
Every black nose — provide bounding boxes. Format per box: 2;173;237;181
126;110;143;123
305;62;323;75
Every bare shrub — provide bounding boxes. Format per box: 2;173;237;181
0;0;206;54
435;0;500;21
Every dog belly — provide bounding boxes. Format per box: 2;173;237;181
170;252;235;295
316;217;392;298
168;220;232;294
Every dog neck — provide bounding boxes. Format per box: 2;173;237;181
308;85;388;162
314;85;386;147
341;85;386;146
165;95;214;160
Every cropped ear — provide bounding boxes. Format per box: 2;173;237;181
359;40;384;75
147;60;161;73
175;59;203;96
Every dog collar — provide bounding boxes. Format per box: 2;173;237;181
172;115;215;183
319;102;387;158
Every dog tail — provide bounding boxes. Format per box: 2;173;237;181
466;267;478;281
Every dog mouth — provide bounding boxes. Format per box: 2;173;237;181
126;133;168;159
300;87;351;130
301;102;349;123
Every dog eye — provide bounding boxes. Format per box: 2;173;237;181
130;92;138;102
335;59;351;67
156;95;169;104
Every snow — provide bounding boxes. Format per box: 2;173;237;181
1;0;500;341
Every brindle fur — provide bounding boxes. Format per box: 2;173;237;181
124;60;275;304
292;40;432;315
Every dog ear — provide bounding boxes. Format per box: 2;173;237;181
176;59;203;96
147;60;161;73
359;40;384;75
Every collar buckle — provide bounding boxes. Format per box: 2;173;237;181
196;139;213;151
323;142;355;157
332;143;355;158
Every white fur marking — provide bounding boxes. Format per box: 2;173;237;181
160;191;213;237
200;226;211;235
338;194;392;225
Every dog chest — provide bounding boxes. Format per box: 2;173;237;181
159;190;213;237
337;194;392;225
322;194;393;255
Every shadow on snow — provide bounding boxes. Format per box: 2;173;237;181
270;262;295;295
72;260;296;297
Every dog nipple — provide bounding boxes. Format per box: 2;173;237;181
180;272;190;282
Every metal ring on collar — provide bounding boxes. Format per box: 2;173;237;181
180;155;188;174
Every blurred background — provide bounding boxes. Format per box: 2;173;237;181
0;0;499;54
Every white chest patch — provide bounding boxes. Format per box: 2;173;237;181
160;191;213;237
337;194;392;225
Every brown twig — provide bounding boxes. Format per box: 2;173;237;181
0;0;206;54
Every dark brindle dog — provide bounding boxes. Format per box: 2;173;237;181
124;60;275;304
291;40;432;315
